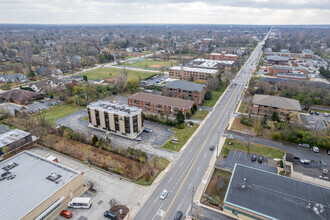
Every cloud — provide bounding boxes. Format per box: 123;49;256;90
0;0;329;24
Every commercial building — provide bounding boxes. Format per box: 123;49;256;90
192;58;234;70
252;94;301;115
0;89;40;105
224;164;330;220
264;55;290;66
169;66;218;81
128;92;194;117
209;53;238;61
162;80;206;105
87;100;143;139
0;129;32;155
269;65;309;80
0;151;85;220
302;49;314;59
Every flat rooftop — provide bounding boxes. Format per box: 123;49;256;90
0;129;31;148
170;66;218;74
0;151;80;220
87;100;142;116
224;164;330;220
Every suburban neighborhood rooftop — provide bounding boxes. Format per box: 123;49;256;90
0;151;80;220
224;164;330;220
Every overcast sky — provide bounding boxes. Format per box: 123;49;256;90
0;0;329;24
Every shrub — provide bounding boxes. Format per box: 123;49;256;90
193;104;198;111
205;90;212;100
176;123;186;129
114;167;121;175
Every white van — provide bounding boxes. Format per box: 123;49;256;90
68;197;92;209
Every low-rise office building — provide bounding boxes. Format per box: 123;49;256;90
162;80;206;105
224;164;330;220
0;129;32;155
252;94;301;115
87;100;143;139
128;92;194;117
169;66;218;81
209;53;238;61
192;58;234;71
0;151;85;220
269;65;309;80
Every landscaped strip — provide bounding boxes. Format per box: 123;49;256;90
162;124;199;151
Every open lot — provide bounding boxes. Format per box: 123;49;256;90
55;110;179;162
79;67;155;80
217;149;278;173
121;59;177;70
28;147;156;220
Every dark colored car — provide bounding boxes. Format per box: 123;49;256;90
251;154;257;162
39;100;45;103
174;210;183;220
104;211;118;220
258;156;263;163
309;110;314;115
315;112;320;115
209;145;215;151
143;128;151;133
60;210;72;219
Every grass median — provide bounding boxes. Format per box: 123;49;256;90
161;124;199;151
221;138;285;159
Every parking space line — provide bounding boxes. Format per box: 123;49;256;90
233;151;237;157
244;153;247;160
238;151;241;159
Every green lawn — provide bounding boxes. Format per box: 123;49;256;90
121;59;178;70
81;116;89;121
80;67;156;80
162;124;199;151
310;107;330;114
192;110;209;120
221;138;285;159
41;103;84;123
204;86;227;107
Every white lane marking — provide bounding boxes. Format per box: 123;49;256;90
196;167;200;172
152;204;164;220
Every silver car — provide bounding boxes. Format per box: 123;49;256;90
160;190;168;200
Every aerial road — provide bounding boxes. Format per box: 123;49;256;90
133;32;270;220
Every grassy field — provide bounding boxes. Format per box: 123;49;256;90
204;86;227;107
121;59;178;69
79;67;155;80
192;110;209;120
221;138;285;159
81;116;89;121
41;104;84;123
162;124;199;151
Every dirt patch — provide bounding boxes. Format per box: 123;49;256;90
230;117;255;135
109;204;129;220
42;134;154;181
202;168;231;209
149;64;165;69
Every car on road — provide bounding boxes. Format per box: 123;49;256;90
313;146;319;153
251;154;257;162
60;210;72;219
298;143;310;148
300;159;310;164
160;189;168;200
228;88;231;92
104;211;118;220
143;128;151;133
134;137;142;141
174;210;183;220
258;156;263;163
209;145;215;151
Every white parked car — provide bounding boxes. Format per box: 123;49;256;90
324;113;329;117
313;146;319;153
160;190;168;200
300;159;310;164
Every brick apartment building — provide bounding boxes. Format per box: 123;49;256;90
162;80;206;105
209;53;238;61
269;65;309;80
169;66;218;81
128;93;194;117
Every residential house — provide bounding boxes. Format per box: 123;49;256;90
0;74;28;83
0;89;40;105
28;79;64;93
36;67;52;76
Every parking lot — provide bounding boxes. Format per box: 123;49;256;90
300;112;329;130
56;110;179;162
29;147;156;220
292;157;330;180
24;99;62;113
217;150;278;173
140;73;168;86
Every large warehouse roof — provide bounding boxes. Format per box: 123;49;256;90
0;151;80;220
224;164;330;220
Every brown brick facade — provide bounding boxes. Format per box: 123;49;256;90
161;86;206;105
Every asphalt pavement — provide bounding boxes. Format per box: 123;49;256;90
133;31;270;220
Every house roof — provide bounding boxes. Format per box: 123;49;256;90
252;94;301;111
0;89;39;102
224;164;330;220
164;80;206;92
129;92;194;110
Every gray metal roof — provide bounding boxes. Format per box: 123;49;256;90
253;94;301;111
0;151;79;220
0;129;31;148
164;80;206;92
224;164;330;220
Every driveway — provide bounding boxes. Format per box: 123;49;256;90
28;147;157;220
216;150;277;173
55;110;179;162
